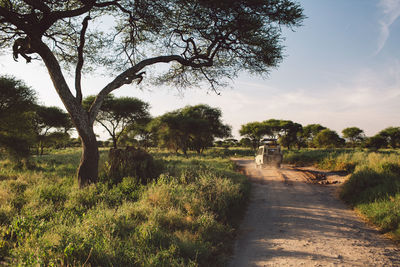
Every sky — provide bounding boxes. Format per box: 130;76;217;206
1;0;400;140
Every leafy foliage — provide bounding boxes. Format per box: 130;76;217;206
104;147;160;184
342;127;365;148
364;134;388;149
0;76;37;161
239;122;270;149
83;95;151;148
313;129;344;148
239;119;303;149
32;105;72;155
151;104;231;155
299;124;327;148
379;127;400;148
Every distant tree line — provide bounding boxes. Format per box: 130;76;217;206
2;76;399;165
238;119;400;150
0;76;232;161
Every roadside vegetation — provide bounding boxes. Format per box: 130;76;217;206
0;148;250;266
239;118;400;240
284;148;400;241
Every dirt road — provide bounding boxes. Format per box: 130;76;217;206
229;160;400;267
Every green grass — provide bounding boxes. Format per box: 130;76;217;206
0;148;250;266
284;148;400;241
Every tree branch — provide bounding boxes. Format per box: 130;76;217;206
21;0;51;13
75;15;91;104
46;1;95;28
0;7;29;33
97;119;114;139
31;39;95;135
88;55;213;124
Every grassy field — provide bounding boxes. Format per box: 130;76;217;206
284;148;400;241
0;148;250;266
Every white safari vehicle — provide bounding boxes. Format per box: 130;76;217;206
255;141;283;168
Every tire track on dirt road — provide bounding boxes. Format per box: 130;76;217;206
229;159;400;267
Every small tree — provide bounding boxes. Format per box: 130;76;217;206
181;104;231;154
241;119;302;149
364;134;388;149
300;124;327;148
150;112;191;154
118;118;154;149
277;120;302;149
33;105;72;155
379;127;400;148
262;119;284;139
151;104;231;154
0;76;37;161
239;122;270;150
83;95;150;148
239;137;252;148
342;127;365;148
314;129;344;148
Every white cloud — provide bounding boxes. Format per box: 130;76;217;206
218;62;400;138
377;0;400;53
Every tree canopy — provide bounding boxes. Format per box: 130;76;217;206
313;129;344;148
342;127;364;148
364;134;388;149
0;0;304;186
239;122;269;149
300;124;326;147
240;119;302;149
83;95;150;148
379;127;400;148
0;76;37;160
150;104;231;154
33;105;72;155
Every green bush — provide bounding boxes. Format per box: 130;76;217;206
104;147;162;184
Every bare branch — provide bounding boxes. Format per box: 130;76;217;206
97;119;114;138
199;67;221;95
75;15;91;104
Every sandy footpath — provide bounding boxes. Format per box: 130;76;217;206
229;160;400;267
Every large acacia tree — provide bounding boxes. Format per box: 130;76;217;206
0;0;304;187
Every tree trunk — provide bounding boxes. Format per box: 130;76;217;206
112;136;117;149
77;128;99;188
35;41;101;188
40;143;44;156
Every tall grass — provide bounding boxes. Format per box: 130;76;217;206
0;148;250;266
284;148;400;240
